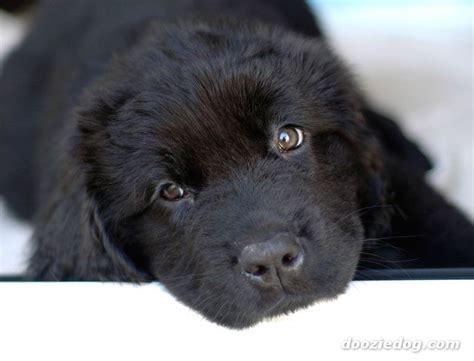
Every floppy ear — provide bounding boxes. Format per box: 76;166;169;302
358;106;437;241
28;89;150;281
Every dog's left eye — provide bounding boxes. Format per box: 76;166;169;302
160;183;186;201
277;126;304;152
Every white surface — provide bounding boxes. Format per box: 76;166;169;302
0;280;472;361
0;200;30;274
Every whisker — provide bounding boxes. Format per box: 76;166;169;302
363;233;427;243
323;204;396;236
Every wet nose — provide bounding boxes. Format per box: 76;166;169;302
239;233;304;288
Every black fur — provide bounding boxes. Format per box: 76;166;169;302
1;0;472;328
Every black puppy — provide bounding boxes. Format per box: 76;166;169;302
1;0;472;328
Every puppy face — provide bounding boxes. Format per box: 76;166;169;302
78;22;385;327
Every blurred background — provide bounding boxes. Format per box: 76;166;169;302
0;0;473;275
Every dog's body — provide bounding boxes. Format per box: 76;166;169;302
1;0;473;327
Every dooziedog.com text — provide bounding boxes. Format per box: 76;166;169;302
341;337;461;353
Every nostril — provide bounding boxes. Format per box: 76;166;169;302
282;253;295;266
245;264;268;277
281;251;303;269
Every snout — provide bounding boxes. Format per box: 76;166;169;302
239;233;304;289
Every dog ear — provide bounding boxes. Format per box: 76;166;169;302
72;83;152;281
356;106;436;240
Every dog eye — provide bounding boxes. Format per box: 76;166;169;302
277;127;304;152
160;183;185;201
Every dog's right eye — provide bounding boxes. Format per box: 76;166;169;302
277;126;304;152
160;183;186;201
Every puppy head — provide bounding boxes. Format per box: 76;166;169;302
77;22;388;327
